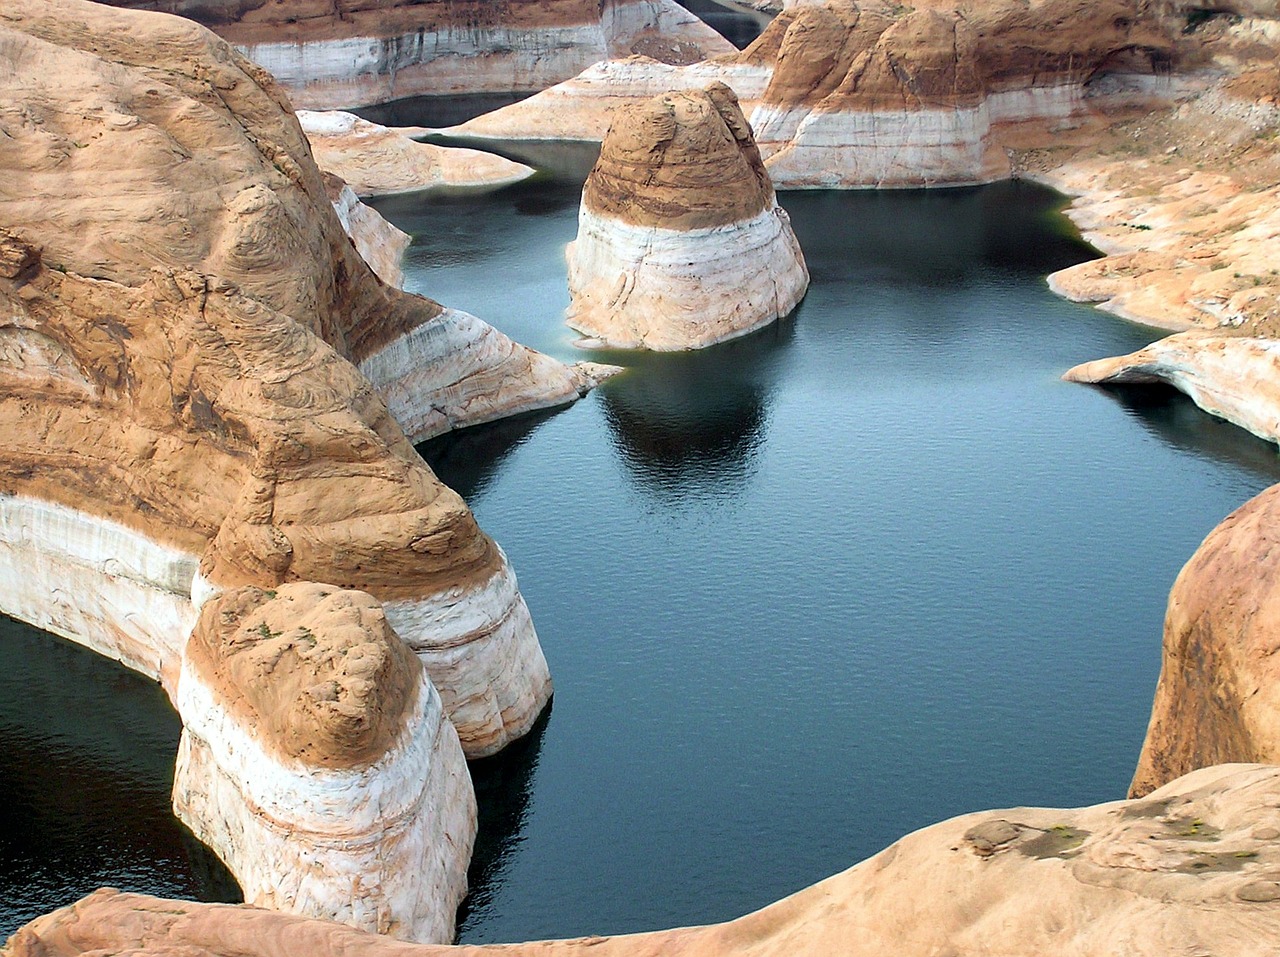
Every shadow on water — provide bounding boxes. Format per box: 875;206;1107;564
418;407;565;503
674;0;771;48
456;706;552;939
1093;382;1280;480
593;319;798;498
354;92;533;129
784;181;1102;286
0;617;239;937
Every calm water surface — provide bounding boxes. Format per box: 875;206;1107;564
3;166;1280;942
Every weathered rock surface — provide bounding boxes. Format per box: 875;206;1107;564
450;56;774;142
10;764;1280;956
301;112;535;197
174;584;476;942
566;83;807;349
1128;484;1280;798
326;174;412;287
1066;334;1280;445
0;0;567;756
98;0;736;109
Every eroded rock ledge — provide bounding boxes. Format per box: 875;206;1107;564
567;83;808;349
97;0;736;109
9;764;1280;956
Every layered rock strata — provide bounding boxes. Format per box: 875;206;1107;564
326;174;412;287
0;0;568;753
173;584;476;942
450;57;773;142
99;0;735;109
566;83;807;350
11;763;1280;956
0;0;582;935
1128;485;1280;797
301;112;535;197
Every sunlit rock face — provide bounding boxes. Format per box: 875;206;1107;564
0;0;569;754
1125;483;1280;798
566;83;807;350
324;175;412;288
745;0;1179;187
12;764;1280;956
173;584;476;942
95;0;735;109
300;111;535;197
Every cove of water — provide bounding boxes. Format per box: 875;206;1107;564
3;168;1280;945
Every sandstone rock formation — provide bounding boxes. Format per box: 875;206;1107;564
449;56;774;142
326;174;412;287
174;584;476;941
566;83;808;349
98;0;736;109
1065;334;1280;445
0;0;599;935
300;112;535;196
10;763;1280;956
1128;485;1280;797
0;0;574;751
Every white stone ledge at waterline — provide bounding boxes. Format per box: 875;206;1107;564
567;203;809;351
173;655;476;943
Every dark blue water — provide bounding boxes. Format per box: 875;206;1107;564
385;170;1280;942
3;166;1280;944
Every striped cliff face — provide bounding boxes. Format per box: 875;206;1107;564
95;0;736;108
567;83;808;350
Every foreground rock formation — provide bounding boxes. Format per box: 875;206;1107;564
0;0;610;935
1129;485;1280;798
567;83;807;349
300;112;535;197
99;0;735;109
174;584;476;940
10;763;1280;956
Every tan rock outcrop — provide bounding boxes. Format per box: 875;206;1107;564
325;174;412;287
1129;486;1280;797
0;0;569;756
174;584;476;942
449;56;774;142
566;83;808;349
10;763;1280;956
300;112;535;197
98;0;736;109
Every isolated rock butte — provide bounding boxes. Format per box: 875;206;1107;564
10;763;1280;956
1129;485;1280;797
96;0;736;108
567;84;808;350
0;0;564;755
300;111;535;197
172;584;476;941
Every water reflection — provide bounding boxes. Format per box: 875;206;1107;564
354;92;532;129
675;0;771;48
457;707;552;938
595;319;797;498
420;408;563;502
0;617;239;937
1097;382;1280;479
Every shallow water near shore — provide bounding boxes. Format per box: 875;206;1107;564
4;161;1280;946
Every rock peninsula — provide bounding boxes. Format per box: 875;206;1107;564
566;83;808;349
97;0;736;109
300;111;535;197
9;763;1280;956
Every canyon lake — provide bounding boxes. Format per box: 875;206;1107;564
3;166;1279;942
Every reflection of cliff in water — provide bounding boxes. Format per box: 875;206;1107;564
1091;382;1280;482
456;707;551;941
0;616;240;935
418;408;562;503
598;319;796;498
